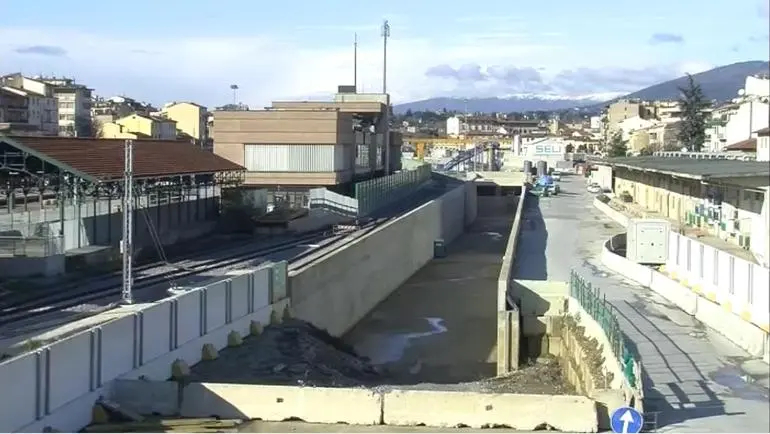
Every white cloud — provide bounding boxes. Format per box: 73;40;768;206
0;24;724;107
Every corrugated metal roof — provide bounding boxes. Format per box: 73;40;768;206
606;156;770;180
1;135;244;182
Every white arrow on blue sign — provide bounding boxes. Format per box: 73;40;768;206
610;406;643;434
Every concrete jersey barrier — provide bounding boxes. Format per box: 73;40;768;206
0;262;288;433
595;198;770;362
594;197;770;331
600;235;770;362
110;380;600;432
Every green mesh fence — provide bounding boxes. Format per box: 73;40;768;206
569;269;637;388
354;165;431;216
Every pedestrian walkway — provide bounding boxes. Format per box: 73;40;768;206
512;177;770;433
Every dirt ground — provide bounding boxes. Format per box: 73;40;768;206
188;319;386;387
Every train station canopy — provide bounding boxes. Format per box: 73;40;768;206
0;134;244;183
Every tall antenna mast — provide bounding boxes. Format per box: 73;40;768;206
381;19;391;175
354;33;358;92
381;20;390;94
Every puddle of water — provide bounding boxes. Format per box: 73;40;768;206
710;366;770;401
354;317;448;365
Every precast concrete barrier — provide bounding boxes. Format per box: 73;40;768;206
496;183;526;374
594;198;770;335
110;380;600;432
289;182;477;336
0;262;288;433
600;236;770;362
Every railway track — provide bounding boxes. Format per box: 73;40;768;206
0;227;361;328
0;181;450;332
0;229;333;311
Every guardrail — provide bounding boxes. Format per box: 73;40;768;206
354;165;432;217
569;269;640;391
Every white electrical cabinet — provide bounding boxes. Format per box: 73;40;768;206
626;218;670;264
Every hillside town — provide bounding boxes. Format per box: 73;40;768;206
1;71;768;164
0;73;210;148
398;73;770;162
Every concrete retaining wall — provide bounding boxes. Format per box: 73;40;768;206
496;184;526;375
0;262;287;433
289;182;477;336
109;380;600;432
0;254;65;277
600;237;770;363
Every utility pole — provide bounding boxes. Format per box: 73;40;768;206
353;33;358;92
381;20;391;175
121;139;134;304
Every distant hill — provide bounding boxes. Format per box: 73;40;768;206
610;61;769;104
394;61;769;114
393;96;600;115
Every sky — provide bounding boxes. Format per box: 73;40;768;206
0;0;768;108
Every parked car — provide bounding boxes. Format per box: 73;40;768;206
587;183;602;194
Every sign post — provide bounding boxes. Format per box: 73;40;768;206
610;406;643;434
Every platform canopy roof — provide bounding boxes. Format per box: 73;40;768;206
0;134;244;183
601;156;770;181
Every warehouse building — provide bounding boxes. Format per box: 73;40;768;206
601;157;770;265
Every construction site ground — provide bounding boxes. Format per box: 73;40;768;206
190;195;573;395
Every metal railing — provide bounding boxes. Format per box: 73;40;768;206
0;235;64;257
355;165;432;216
569;269;638;388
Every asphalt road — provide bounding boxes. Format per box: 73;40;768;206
512;175;770;433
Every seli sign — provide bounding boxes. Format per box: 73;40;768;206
533;144;564;156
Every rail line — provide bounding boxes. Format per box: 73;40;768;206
0;226;364;327
0;229;336;310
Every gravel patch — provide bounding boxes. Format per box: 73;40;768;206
189;320;575;395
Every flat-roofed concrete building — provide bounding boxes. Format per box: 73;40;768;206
212;87;402;190
213;108;355;187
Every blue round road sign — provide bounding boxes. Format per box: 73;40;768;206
610;406;643;434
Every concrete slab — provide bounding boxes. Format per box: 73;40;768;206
382;389;598;432
343;196;515;384
238;420;524;432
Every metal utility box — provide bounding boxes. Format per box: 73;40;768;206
626;218;670;264
434;239;447;258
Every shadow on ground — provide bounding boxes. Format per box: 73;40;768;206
511;195;548;280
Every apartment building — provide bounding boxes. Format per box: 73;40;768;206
39;77;93;137
160;102;208;143
628;121;681;153
605;99;646;132
705;75;770;152
757;127;770;162
100;113;177;140
0;74;58;135
446;115;543;137
0;86;35;135
646;100;682;123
